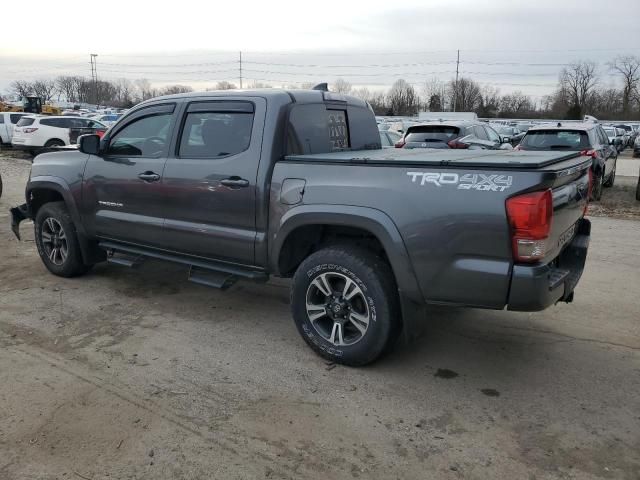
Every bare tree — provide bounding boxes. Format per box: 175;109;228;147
247;81;272;89
32;79;57;103
421;77;446;111
351;87;372;103
213;81;237;90
559;61;598;118
448;77;482;112
331;78;352;94
479;86;501;117
608;55;640;117
387;79;419;116
500;91;532;116
161;84;194;95
11;80;33;97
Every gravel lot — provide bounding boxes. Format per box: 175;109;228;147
1;154;639;480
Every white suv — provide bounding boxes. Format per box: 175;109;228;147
0;112;31;146
12;116;107;153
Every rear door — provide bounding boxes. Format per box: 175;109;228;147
160;98;266;266
82;103;177;247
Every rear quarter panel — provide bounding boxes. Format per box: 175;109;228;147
270;160;588;309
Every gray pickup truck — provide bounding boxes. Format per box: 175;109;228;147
10;88;592;365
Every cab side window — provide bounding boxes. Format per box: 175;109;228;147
106;114;172;157
179;111;254;158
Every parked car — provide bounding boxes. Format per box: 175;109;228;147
12;116;107;153
395;121;511;150
615;124;636;147
96;114;121;127
633;134;640;158
517;122;616;200
494;125;525;146
0;112;30;146
379;130;402;148
11;88;592;366
603;126;624;153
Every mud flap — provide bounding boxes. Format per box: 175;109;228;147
10;204;30;240
399;291;427;344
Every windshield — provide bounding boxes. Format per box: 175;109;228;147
405;125;460;143
520;130;590;150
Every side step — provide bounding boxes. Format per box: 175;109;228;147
107;253;145;268
98;241;268;289
188;267;237;290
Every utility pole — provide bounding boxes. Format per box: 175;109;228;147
90;53;98;106
239;51;243;89
453;49;460;112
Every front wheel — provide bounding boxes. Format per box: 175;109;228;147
291;246;400;366
35;202;90;277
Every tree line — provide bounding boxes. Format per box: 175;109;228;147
2;55;639;120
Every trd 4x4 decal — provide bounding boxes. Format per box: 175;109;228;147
407;172;513;192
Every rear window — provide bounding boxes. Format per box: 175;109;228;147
405;125;460;143
16;117;35;127
10;114;26;124
520;130;590;150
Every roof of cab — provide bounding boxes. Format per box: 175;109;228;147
137;88;369;109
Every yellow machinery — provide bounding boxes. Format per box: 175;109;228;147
0;97;61;115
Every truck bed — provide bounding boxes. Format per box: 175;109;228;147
285;149;582;170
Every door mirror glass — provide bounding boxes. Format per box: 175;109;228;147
78;134;101;155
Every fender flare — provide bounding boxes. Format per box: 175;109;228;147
270;204;424;304
27;176;86;235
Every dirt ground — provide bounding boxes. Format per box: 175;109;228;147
0;154;639;480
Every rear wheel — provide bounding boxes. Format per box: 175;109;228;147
291;245;400;366
35;202;90;277
603;162;616;188
591;171;604;201
44;139;65;148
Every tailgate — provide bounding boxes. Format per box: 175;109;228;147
541;156;591;261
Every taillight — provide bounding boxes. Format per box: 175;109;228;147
447;138;469;149
506;189;553;263
23;128;38;133
580;149;598;158
394;139;405;148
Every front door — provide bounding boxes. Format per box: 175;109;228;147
82;103;177;247
161;98;265;266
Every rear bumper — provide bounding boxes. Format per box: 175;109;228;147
507;218;590;312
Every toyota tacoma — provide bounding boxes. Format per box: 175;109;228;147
10;88;592;365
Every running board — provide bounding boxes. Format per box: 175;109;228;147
188;267;237;290
98;241;268;284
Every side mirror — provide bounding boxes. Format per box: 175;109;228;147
502;136;511;144
78;134;101;155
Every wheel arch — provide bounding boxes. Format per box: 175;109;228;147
271;204;423;303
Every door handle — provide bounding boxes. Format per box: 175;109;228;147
138;171;160;182
220;177;249;188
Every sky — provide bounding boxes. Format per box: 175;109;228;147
1;0;639;100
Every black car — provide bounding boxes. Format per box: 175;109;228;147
517;122;617;200
395;121;511;150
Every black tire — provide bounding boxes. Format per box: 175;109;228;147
636;177;640;202
291;245;400;366
603;161;616;188
44;139;64;148
34;201;90;277
591;171;603;201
